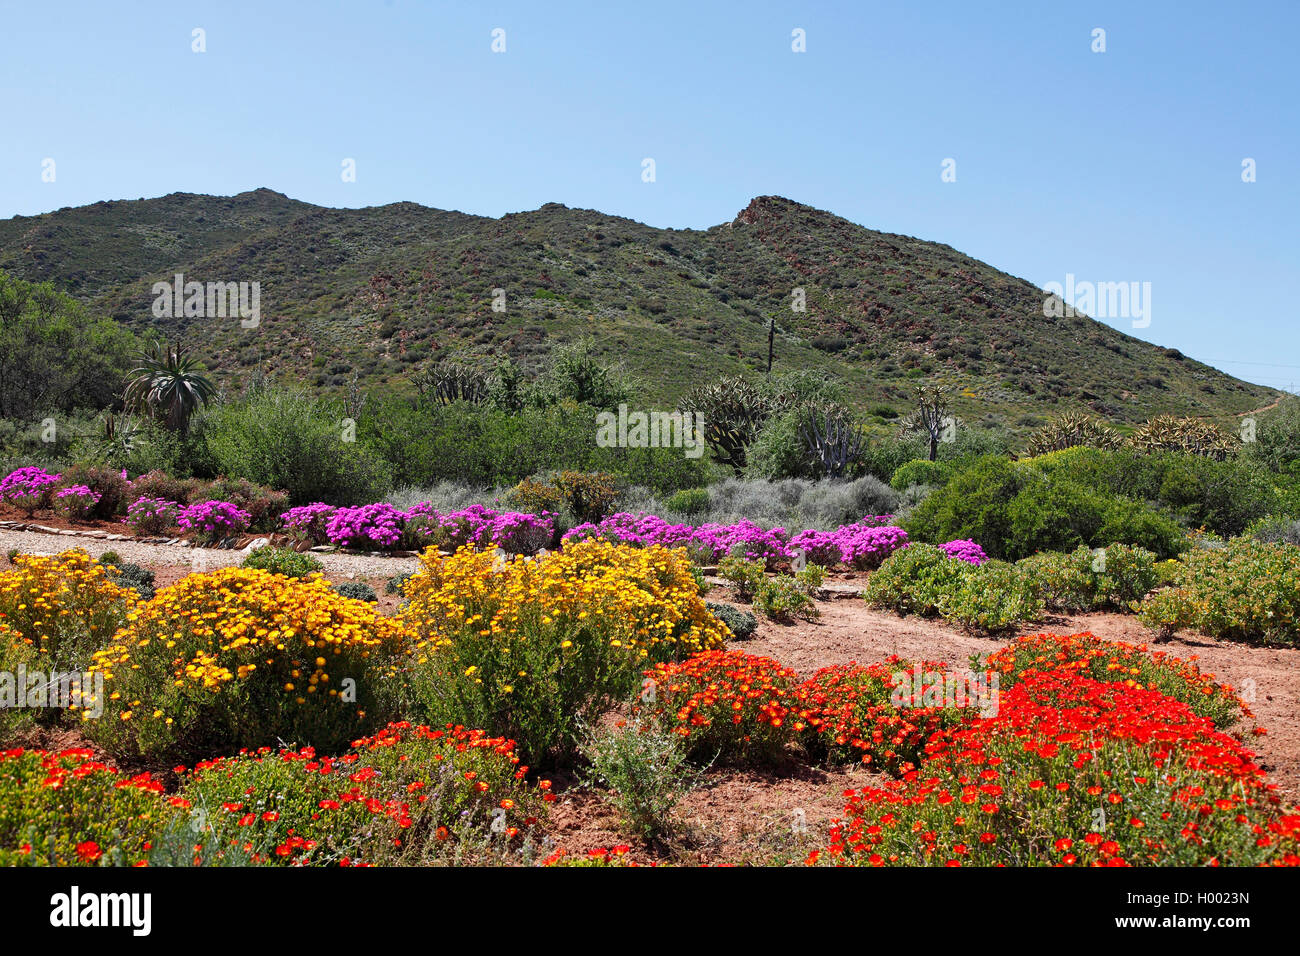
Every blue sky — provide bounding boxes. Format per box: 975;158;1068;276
2;0;1297;391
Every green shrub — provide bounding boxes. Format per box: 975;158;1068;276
364;398;708;495
205;387;392;506
1247;515;1300;546
705;601;758;639
551;470;621;523
719;555;766;600
1138;538;1300;645
862;543;968;617
744;409;816;480
938;561;1043;634
241;546;324;579
890;459;953;491
332;580;378;603
865;544;1043;634
579;716;700;840
1030;446;1278;537
753;572;821;623
385;571;413;595
665;487;711;520
1016;549;1097;613
1017;544;1159;613
505;475;565;514
906;455;1185;560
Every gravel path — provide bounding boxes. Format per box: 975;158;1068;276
0;527;420;577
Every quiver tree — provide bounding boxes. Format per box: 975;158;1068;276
798;403;865;478
902;383;955;461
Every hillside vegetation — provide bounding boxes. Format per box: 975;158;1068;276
0;191;1274;430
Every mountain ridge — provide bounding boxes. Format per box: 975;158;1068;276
0;190;1275;430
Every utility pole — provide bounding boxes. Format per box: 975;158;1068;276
766;316;775;378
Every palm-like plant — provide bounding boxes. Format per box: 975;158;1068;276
123;340;218;434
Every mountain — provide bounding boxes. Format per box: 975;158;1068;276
0;190;1275;430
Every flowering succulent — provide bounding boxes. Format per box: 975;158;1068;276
280;503;337;546
326;502;406;550
0;467;61;514
788;523;908;569
565;512;908;569
177;500;252;543
0;748;175;866
124;496;180;536
939;539;988;565
52;485;102;522
811;667;1299;868
983;631;1250;730
178;722;549;866
641;649;804;765
798;658;970;774
484;510;555;554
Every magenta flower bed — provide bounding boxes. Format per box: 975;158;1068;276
938;538;989;565
310;502;557;555
178;500;252;541
325;502;406;550
0;467;62;513
563;512;908;568
53;485;102;521
281;503;338;545
125;497;181;536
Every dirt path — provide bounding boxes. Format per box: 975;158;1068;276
0;527;419;578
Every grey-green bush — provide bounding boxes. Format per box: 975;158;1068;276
705;601;758;640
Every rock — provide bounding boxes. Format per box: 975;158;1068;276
242;537;271;554
106;534;126;541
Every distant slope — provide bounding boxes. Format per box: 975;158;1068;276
0;190;1275;429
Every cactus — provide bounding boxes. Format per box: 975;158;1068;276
1126;415;1238;460
413;358;492;405
1024;412;1122;457
684;376;791;474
